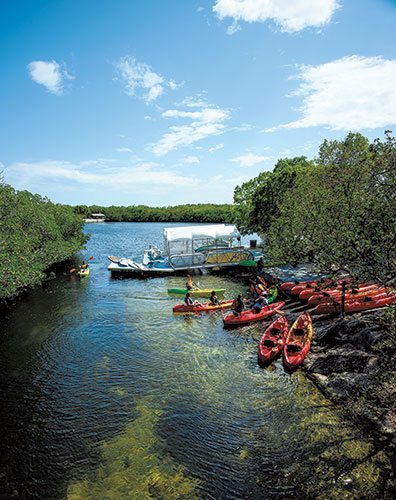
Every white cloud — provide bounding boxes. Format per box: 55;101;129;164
5;159;197;190
213;0;339;33
267;55;396;131
227;21;241;35
231;153;271;167
115;57;182;103
115;147;133;153
181;155;200;164
151;104;230;156
208;143;224;153
27;60;73;95
179;95;209;108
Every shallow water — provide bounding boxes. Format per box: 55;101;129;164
0;223;387;499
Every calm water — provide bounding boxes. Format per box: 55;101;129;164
0;223;381;499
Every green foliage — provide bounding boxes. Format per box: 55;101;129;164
266;132;396;282
233;133;396;284
233;156;313;234
0;183;87;299
74;203;234;223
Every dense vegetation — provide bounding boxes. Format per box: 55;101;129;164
74;203;234;223
234;132;396;284
0;180;87;300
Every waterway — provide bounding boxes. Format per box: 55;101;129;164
0;223;383;499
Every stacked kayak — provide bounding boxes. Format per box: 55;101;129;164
223;301;285;327
283;312;314;370
313;293;396;315
290;279;334;296
173;300;234;314
308;284;382;307
168;288;225;298
258;316;288;364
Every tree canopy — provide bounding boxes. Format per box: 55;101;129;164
233;132;396;284
0;182;87;300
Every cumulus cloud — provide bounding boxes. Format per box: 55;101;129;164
231;153;271;167
213;0;339;33
115;56;182;103
266;55;396;131
181;155;200;164
5;159;197;190
208;143;224;153
27;60;73;95
151;102;230;156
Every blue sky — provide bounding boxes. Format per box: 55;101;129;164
1;0;396;206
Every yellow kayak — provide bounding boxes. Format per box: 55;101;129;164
77;268;90;278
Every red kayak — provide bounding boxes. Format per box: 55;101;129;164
313;294;396;315
283;312;314;370
280;281;307;291
290;279;334;296
223;301;286;327
310;288;386;307
299;278;356;300
173;300;234;314
258;316;289;364
307;284;381;307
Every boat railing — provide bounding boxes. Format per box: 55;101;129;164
205;249;254;264
169;253;206;269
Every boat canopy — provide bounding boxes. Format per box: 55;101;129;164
163;224;240;256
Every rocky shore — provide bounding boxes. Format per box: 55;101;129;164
304;312;396;436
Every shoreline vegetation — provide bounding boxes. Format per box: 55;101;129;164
74;203;234;223
0;180;87;302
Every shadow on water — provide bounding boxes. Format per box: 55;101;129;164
0;223;391;499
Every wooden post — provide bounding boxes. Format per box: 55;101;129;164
341;280;346;318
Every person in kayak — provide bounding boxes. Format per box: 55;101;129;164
209;291;220;305
232;294;245;316
186;274;199;291
184;292;201;307
252;294;269;314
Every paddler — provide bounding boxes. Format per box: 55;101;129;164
209;290;220;305
186;274;199;291
184;292;201;307
232;294;245;317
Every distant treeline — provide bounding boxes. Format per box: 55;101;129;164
74;204;234;223
0;182;87;300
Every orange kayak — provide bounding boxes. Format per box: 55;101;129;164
283;312;314;370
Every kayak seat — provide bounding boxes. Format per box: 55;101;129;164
286;344;302;353
263;339;277;347
293;329;305;336
271;328;281;336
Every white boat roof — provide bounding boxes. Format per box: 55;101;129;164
164;224;240;242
